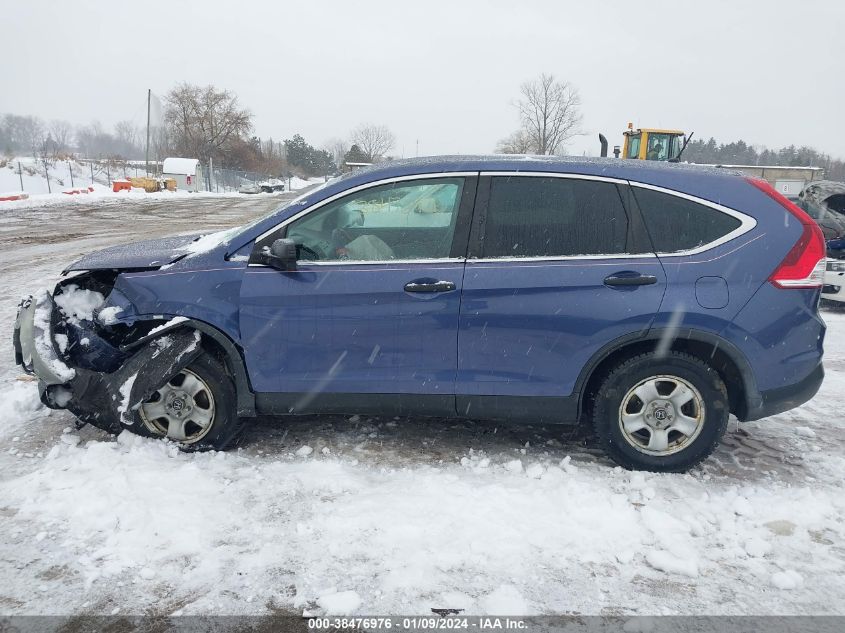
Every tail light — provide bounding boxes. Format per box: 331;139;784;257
745;178;826;289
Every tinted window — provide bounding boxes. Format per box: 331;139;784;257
634;187;742;253
281;178;463;262
481;177;629;258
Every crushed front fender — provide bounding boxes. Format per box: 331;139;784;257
59;328;204;432
14;293;204;433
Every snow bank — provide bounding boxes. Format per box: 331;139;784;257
0;186;248;211
3;425;844;616
0;156;316;210
1;311;844;616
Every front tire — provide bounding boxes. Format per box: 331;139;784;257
593;351;729;472
128;352;240;451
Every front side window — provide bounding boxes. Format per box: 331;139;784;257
280;178;464;262
633;187;742;253
480;177;630;258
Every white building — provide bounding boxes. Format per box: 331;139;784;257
162;157;202;192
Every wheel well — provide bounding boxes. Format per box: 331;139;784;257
580;337;747;422
129;318;256;417
199;334;235;377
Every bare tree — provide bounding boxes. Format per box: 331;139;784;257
512;74;582;155
323;137;349;168
111;120;144;158
495;129;535;154
114;120;138;149
19;116;45;157
1;114;47;156
164;83;253;161
48;120;73;154
350;124;395;162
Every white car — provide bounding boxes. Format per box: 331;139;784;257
823;258;845;304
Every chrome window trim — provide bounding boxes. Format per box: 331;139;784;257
247;257;465;268
252;172;477;245
629;181;757;257
248;170;758;267
479;170;627;184
467;253;657;264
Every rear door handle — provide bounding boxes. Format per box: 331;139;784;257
603;273;658;287
404;280;456;293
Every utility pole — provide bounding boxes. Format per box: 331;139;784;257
145;88;151;177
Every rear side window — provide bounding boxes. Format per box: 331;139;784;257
481;177;630;258
633;187;742;253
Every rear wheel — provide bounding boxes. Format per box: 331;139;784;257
593;351;729;472
130;352;240;450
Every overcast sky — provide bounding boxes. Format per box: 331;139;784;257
4;0;844;159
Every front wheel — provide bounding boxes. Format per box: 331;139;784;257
129;352;240;451
593;351;729;472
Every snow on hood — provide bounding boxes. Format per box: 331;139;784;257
62;232;227;272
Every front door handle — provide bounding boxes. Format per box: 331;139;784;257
604;273;658;287
404;280;456;293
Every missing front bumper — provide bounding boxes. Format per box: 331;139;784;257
13;293;203;433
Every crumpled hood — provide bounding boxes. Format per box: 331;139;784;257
63;233;205;272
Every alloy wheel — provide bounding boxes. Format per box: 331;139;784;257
617;374;705;456
139;369;216;443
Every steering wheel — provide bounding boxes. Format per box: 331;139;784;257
296;243;321;260
287;227;330;260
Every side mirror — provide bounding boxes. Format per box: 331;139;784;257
264;238;297;271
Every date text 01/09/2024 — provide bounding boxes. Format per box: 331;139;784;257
307;617;528;630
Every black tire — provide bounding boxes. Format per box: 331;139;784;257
126;352;241;451
592;351;729;472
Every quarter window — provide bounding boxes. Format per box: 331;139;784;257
480;177;631;258
633;187;742;253
279;178;464;262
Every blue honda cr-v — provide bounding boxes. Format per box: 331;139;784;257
13;156;826;471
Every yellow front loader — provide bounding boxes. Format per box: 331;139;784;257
599;124;692;161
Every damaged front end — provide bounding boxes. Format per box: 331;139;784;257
13;273;203;434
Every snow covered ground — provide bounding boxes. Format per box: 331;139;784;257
0;195;844;617
0;156;319;208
